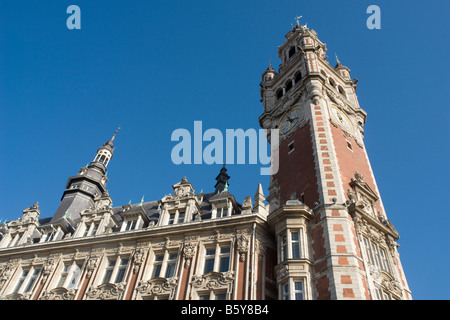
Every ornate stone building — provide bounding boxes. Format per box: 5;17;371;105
0;22;411;300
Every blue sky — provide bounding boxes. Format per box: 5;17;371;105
0;0;449;300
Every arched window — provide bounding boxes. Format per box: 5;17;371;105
276;88;283;100
338;86;346;97
288;46;296;59
295;71;302;83
285;80;293;92
329;77;336;88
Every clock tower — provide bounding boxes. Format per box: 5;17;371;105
259;22;411;300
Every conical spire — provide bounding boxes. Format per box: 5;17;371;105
214;164;230;194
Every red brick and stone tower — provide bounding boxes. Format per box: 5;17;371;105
259;22;411;300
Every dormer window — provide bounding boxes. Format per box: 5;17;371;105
41;232;54;242
165;210;186;226
83;222;99;237
124;219;137;231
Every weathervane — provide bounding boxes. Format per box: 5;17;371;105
295;15;302;26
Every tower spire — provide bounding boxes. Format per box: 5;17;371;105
214;165;230;193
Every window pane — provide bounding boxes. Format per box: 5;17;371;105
295;292;304;300
199;294;210;300
292;243;300;259
293;281;304;300
23;268;40;293
57;264;70;288
168;213;175;225
281;235;287;261
103;269;113;284
13;269;29;293
165;262;176;278
67;264;82;289
215;293;226;300
177;212;185;224
204;258;214;274
152;264;162;278
220;247;230;254
219;257;229;273
282;284;289;300
115;268;126;283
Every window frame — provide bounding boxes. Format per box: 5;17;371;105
101;256;130;284
12;266;41;295
201;243;231;275
280;278;306;300
150;250;179;279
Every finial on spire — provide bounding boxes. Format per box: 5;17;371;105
111;126;121;142
335;53;341;65
295;15;303;26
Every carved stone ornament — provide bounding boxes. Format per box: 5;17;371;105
132;248;147;273
237;234;250;262
1;292;32;300
40;288;78;300
183;242;197;268
191;271;234;290
0;260;19;291
41;256;60;284
135;277;178;298
85;255;101;279
86;282;126;300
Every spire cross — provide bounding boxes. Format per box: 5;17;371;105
295;15;303;26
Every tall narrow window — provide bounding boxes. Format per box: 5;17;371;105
165;253;178;278
288;46;296;58
91;223;99;236
217;207;225;218
380;248;390;273
363;237;373;264
204;248;216;274
152;254;164;278
295;71;302;83
23;268;40;293
57;264;70;288
168;213;175;225
66;264;82;289
177;212;185;224
13;269;29;293
291;232;301;259
219;247;230;272
83;224;91;237
281;235;288;261
114;258;129;283
102;259;116;284
282;283;290;300
293;281;304;300
371;243;381;269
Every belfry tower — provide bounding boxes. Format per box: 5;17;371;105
259;21;411;299
51;129;119;226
